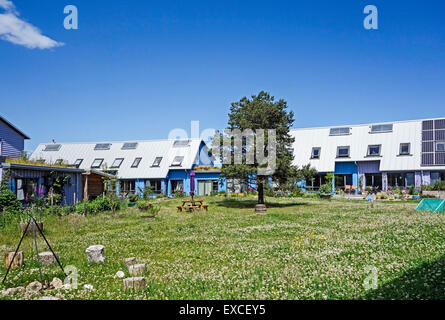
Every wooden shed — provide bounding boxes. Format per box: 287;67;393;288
81;169;115;201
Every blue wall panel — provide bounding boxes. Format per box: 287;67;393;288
334;162;359;194
6;167;82;205
0;120;25;158
194;171;224;193
297;179;306;191
166;170;188;196
135;179;145;197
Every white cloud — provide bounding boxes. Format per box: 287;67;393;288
0;0;15;11
0;0;63;49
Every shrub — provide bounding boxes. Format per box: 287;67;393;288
303;193;318;198
264;183;275;197
0;187;23;216
426;180;445;191
146;203;161;217
62;205;76;215
75;196;120;215
93;196;112;211
319;184;332;195
289;187;303;197
174;191;185;198
128;193;139;203
138;185;154;200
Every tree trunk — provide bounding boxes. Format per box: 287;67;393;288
5;251;24;269
258;178;264;204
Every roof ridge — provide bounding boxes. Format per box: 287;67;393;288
0;115;30;139
291;117;444;131
36;138;203;145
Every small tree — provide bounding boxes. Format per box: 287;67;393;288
319;173;334;195
299;164;318;186
101;171;120;216
277;164;317;193
212;91;295;207
138;185;154;200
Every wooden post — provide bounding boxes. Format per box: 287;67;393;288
5;251;24;269
123;277;146;291
83;175;88;216
50;191;54;215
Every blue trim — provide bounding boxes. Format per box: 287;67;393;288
334;162;359;194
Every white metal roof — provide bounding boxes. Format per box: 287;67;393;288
30;138;208;179
290;118;445;172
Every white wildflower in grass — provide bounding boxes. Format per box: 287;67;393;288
1;197;444;299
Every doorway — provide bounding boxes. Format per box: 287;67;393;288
198;180;218;196
365;173;382;191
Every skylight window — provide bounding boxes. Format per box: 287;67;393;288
131;157;142;168
91;158;104;168
173;140;190;147
111;158;124;168
370;124;393;133
74;159;83;168
329;127;350;136
43;144;61;151
171;156;184;167
152;157;163;167
311;147;321;159
367;145;381;157
94;143;111;150
122;142;138;150
337;146;350;158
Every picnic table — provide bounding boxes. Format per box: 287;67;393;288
177;199;208;212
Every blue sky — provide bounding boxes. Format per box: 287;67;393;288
1;0;444;152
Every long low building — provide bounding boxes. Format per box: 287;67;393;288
290;117;445;193
30;138;225;197
8;115;445;199
0;116;114;205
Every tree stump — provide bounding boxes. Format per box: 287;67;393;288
38;252;58;265
5;251;24;269
86;245;105;263
254;204;267;213
124;257;137;267
123;277;146;291
128;264;145;276
20;222;44;235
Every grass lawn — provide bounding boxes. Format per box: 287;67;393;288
1;196;445;300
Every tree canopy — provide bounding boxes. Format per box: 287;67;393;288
212;91;301;205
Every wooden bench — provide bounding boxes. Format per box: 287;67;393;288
177;203;208;212
185;205;201;212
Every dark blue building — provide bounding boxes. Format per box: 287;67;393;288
0;116;88;206
0;115;30;158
